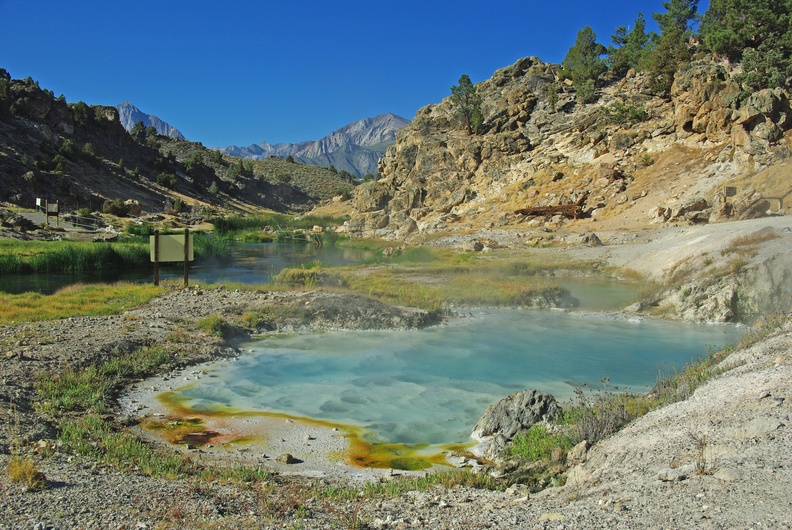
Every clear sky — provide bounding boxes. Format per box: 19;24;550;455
0;1;706;147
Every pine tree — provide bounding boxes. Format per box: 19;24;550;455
701;0;792;89
648;0;699;94
563;27;608;84
450;74;484;134
608;13;656;76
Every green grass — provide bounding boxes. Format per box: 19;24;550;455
195;314;230;337
505;424;574;461
0;282;164;325
0;239;149;274
58;414;192;479
35;345;173;414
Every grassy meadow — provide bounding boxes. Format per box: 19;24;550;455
0;282;163;325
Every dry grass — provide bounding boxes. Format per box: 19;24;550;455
722;229;781;256
6;456;46;490
0;282;164;325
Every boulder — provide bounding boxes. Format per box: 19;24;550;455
275;453;296;464
472;389;562;442
580;232;603;246
663;197;711;223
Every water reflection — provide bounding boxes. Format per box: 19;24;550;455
0;243;373;294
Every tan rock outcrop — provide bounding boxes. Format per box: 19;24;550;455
348;57;792;240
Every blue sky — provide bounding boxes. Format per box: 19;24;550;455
0;1;706;147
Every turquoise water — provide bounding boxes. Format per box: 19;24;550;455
170;309;742;446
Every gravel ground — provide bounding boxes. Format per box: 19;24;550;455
1;219;791;529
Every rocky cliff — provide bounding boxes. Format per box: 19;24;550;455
345;57;792;240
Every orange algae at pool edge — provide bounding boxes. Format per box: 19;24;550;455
154;391;473;470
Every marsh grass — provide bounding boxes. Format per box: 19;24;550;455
338;253;574;311
0;283;164;325
192;231;232;258
0;233;234;276
0;239;149;274
212;213;347;235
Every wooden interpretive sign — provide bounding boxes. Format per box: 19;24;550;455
44;200;59;226
149;229;194;286
724;186;737;198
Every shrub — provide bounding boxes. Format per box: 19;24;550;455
603;101;649;125
102;198;129;217
58;139;76;158
505;424;574;461
567;380;635;445
156;172;177;189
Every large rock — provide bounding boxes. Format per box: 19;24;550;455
472;389;561;441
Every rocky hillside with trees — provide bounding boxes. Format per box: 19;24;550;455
0;72;354;216
346;0;792;240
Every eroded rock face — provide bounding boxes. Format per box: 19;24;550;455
672;62;792;152
347;57;792;240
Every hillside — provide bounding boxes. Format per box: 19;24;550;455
346;57;791;241
220;113;410;178
0;71;354;215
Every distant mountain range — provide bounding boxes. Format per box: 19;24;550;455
219;113;410;178
116;101;186;140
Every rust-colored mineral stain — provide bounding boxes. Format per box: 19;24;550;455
179;430;222;446
154;390;472;470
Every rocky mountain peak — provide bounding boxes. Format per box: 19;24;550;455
116;101;186;140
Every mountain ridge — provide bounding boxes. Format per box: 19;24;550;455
220;113;409;178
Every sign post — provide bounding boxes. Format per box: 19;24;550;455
150;230;194;286
44;201;59;227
